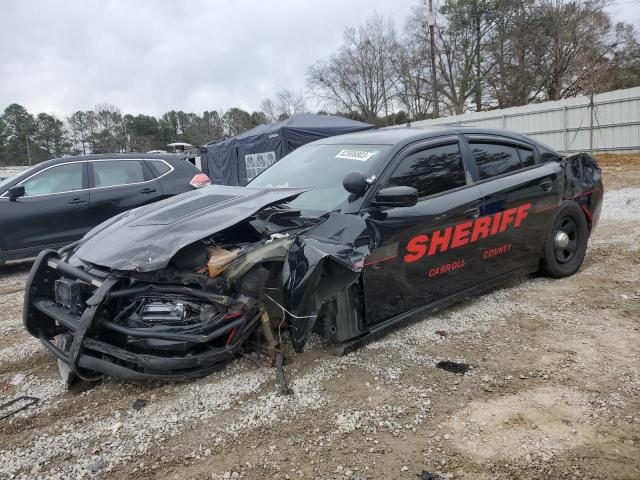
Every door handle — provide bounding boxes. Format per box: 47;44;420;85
68;198;87;205
464;207;480;220
540;180;553;192
139;188;156;194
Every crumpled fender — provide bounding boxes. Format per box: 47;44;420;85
561;152;604;228
280;213;370;351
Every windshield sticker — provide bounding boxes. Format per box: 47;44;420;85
335;149;376;161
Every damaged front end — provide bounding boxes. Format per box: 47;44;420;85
23;250;263;381
23;185;369;383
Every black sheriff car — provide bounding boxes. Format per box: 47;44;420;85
23;127;603;383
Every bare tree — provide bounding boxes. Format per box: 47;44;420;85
307;13;398;123
535;0;613;100
483;0;547;108
393;17;433;120
260;89;307;122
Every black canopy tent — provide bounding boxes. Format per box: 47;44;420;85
203;113;375;186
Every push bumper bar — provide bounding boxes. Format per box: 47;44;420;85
23;250;255;381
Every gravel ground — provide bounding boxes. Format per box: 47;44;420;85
0;155;638;480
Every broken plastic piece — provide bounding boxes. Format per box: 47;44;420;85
275;351;292;395
207;246;240;277
435;361;470;374
2;373;26;391
132;399;148;411
0;396;39;421
417;470;440;480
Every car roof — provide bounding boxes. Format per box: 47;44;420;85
33;153;185;170
310;125;555;152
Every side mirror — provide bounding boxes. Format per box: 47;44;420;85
342;171;368;195
372;186;418;208
8;185;25;201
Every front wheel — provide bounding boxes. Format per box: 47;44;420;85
539;202;589;278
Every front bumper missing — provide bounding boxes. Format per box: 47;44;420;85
24;250;256;381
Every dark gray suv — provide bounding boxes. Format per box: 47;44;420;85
0;153;210;267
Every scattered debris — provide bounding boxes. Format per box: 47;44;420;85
275;351;293;395
2;373;26;391
0;396;39;421
436;361;470;374
435;330;448;337
111;421;123;434
132;399;148;411
90;461;103;474
417;470;440;480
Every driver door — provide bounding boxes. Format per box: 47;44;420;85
362;139;484;326
1;161;91;251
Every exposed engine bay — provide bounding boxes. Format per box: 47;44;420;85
23;186;367;387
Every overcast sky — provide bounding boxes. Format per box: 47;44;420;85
1;0;637;118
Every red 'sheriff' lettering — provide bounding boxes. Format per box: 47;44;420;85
404;203;530;263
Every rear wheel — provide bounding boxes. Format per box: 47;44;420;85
540;202;588;278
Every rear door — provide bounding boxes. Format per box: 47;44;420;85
88;159;164;224
1;161;91;251
363;137;484;325
463;135;563;278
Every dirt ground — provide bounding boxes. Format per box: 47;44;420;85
0;154;638;480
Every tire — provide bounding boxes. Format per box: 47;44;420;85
540;202;589;278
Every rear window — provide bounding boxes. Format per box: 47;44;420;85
147;160;172;177
471;143;521;179
93;160;145;188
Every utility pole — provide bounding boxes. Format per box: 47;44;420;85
25;134;32;166
589;93;594;154
428;0;439;118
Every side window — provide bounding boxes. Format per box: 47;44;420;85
385;143;466;198
518;148;535;167
22;163;84;197
471;143;520;179
93;160;146;188
147;160;171;177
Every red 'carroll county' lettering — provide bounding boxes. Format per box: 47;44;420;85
482;243;512;259
428;259;465;278
403;203;531;263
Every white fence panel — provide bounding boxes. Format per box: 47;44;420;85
409;86;640;153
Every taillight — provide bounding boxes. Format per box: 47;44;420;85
189;173;211;189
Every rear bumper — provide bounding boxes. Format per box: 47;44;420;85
23;250;253;381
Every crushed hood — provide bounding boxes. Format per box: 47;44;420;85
73;185;307;272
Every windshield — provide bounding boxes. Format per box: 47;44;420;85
247;144;389;216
